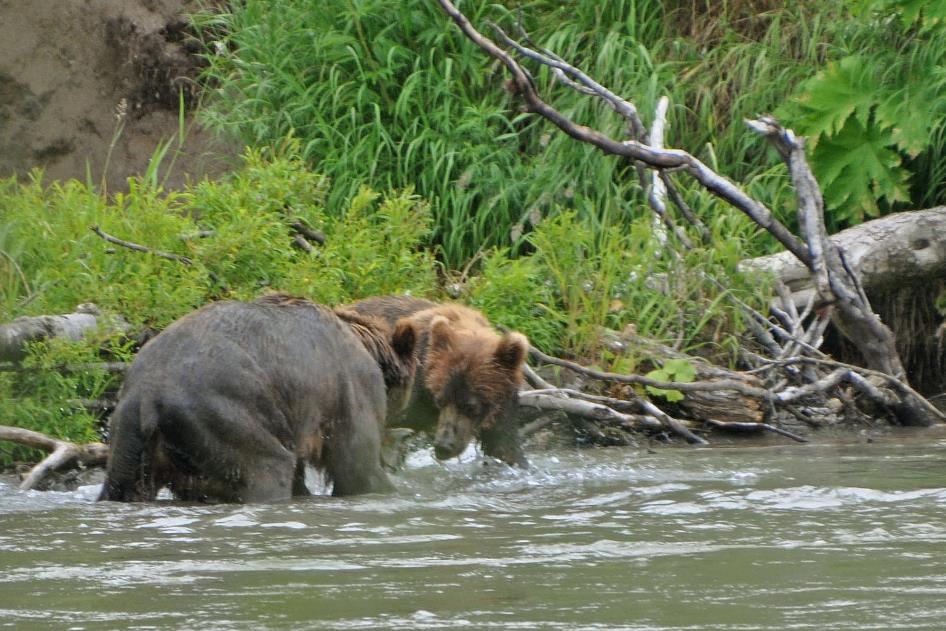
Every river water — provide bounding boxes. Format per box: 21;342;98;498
2;432;946;630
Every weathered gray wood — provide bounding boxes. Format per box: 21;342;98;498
742;207;946;308
1;305;100;362
0;425;108;491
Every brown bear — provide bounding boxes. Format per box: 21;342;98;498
346;295;529;467
98;294;417;503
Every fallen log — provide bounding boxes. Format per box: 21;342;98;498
741;207;946;310
0;304;128;362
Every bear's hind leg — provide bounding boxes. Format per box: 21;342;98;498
238;447;296;503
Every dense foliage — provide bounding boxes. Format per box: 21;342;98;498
197;1;814;266
780;0;946;227
4;0;944;464
0;149;436;465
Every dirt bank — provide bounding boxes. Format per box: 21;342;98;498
0;0;232;192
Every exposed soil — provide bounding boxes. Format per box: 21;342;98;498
0;0;233;193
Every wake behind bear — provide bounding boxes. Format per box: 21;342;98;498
98;294;416;503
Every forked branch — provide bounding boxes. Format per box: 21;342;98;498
436;0;809;264
436;0;943;430
0;425;108;491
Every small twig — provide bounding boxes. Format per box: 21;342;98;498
699;271;824;358
774;368;849;403
291;234;313;253
661;172;713;244
638;398;709;444
490;20;647;139
90;225;193;265
522;387;639;410
0;248;33;302
647;96;693;250
703;419;809;443
802;306;832;349
518;391;662;431
522;363;555;389
783;404;823;428
289;220;326;245
846;372;898;407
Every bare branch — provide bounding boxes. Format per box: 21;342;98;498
91;225;193;265
291;234;313;253
703;419;809;443
775;368;849;403
661;172;713;244
646;96;693;249
518;389;708;444
489;21;646;139
528;345;771;400
289;219;326;244
0;425;108;491
518;391;661;431
436;0;810;263
522;363;555;389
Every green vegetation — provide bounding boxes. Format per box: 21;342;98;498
197;0;841;266
4;0;944;462
0;148;436;465
780;0;946;227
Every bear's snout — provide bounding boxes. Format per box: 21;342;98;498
433;404;475;460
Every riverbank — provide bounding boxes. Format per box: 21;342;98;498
0;0;230;192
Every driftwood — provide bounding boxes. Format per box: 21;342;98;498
0;425;108;491
518;345;808;444
0;303;128;362
435;0;944;438
742;207;946;309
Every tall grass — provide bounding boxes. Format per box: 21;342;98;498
197;0;844;267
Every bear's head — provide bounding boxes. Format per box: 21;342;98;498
424;314;529;460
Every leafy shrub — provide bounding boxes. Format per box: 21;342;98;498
0;337;131;465
0;149;437;467
470;209;768;363
468;249;565;354
779;0;946;227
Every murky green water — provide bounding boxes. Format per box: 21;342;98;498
2;433;946;630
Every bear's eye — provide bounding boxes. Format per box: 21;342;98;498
461;398;483;419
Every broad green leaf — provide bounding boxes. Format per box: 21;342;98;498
812;117;911;222
645;368;685;402
850;0;946;27
664;358;696;382
795;56;878;143
875;80;945;158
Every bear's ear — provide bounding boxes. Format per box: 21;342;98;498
495;331;528;370
392;317;417;360
429;315;455;354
